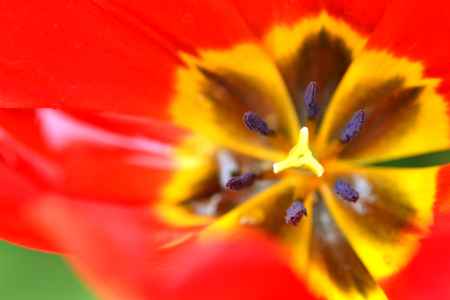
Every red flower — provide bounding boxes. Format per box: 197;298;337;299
0;1;450;299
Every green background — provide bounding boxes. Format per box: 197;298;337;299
0;241;95;300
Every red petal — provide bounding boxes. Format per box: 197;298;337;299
367;0;450;101
30;196;316;300
382;165;450;299
0;162;57;251
0;109;184;205
96;0;254;50
0;108;207;251
382;212;450;300
0;1;179;119
436;164;450;213
229;0;320;37
230;0;391;37
322;0;392;34
164;235;317;300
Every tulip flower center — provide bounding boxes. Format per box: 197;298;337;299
162;12;445;300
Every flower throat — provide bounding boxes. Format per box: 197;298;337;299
225;81;365;225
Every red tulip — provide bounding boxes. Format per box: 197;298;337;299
0;1;449;299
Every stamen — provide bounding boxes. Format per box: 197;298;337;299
334;180;359;202
285;201;307;226
243;111;274;136
304;81;319;119
273;127;324;177
225;172;256;190
340;110;365;143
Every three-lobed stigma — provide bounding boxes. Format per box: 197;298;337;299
273;127;324;177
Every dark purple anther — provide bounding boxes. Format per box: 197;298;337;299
285;201;307;226
334;180;359;202
340;110;365;143
304;81;319;119
243;111;274;136
225;173;257;190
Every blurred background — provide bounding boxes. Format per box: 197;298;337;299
0;241;95;300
